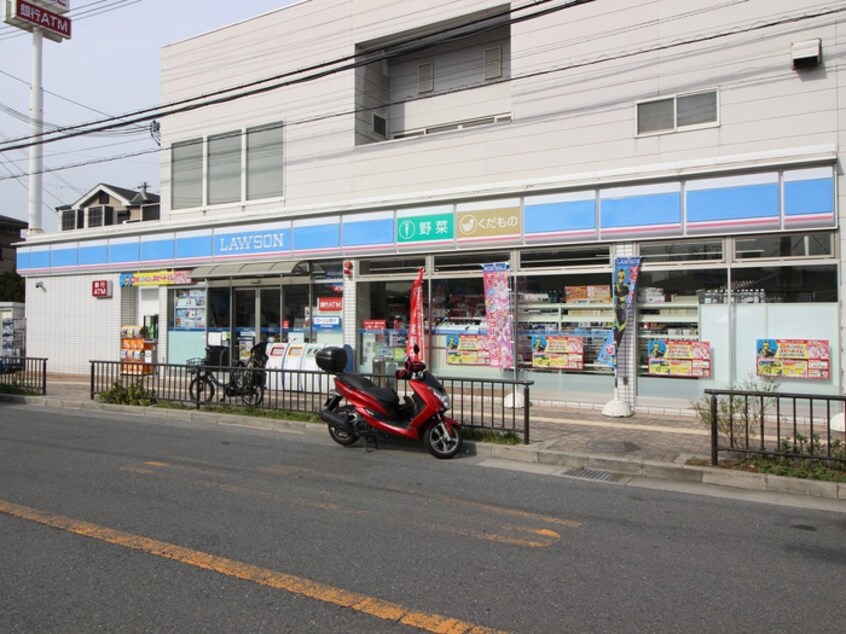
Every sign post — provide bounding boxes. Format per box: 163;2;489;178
3;0;72;234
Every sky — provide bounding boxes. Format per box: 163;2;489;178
0;0;299;232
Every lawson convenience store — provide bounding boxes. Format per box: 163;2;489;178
18;165;839;406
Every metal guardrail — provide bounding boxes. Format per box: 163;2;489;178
704;388;846;467
0;356;47;395
89;360;534;443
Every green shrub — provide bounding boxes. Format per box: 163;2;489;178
0;382;38;396
462;427;521;445
98;381;156;406
690;374;780;447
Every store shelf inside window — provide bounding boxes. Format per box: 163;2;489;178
516;280;613;374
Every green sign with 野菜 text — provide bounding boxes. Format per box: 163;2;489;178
396;213;454;244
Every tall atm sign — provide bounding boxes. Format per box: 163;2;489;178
3;0;72;42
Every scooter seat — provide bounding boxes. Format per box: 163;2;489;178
339;374;399;407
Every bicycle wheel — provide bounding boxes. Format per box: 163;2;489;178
189;374;215;404
241;382;264;407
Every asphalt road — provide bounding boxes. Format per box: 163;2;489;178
1;402;844;633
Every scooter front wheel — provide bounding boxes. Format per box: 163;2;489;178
424;420;462;459
327;405;360;446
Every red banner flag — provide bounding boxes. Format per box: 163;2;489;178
407;268;425;362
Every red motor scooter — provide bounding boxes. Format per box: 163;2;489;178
316;346;462;459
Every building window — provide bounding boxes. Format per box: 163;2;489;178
484;47;502;80
207;131;242;205
637;90;718;135
61;210;76;231
371;113;387;139
171;139;203;210
417;62;434;94
88;207;103;228
246;123;284;201
141;204;160;221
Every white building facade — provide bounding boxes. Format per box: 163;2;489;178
18;0;845;409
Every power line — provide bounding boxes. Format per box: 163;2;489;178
0;0;595;150
0;0;143;42
0;2;842;180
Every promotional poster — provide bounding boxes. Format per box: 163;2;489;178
597;256;642;368
482;263;514;369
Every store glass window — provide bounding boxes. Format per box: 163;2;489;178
734;232;833;260
359;257;425;276
358;280;425;373
520;245;610;269
434;251;510;274
170;288;209;330
260;288;281;341
207;287;231;334
247;123;284;201
283;284;310;342
635;268;728;380
312;281;344;346
730;265;836;303
171;139;203;210
432;278;485;330
208;131;242;205
640;240;723;263
516;272;613;375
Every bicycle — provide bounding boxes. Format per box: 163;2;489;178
187;341;268;407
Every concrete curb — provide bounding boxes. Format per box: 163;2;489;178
3;393;845;501
474;437;846;501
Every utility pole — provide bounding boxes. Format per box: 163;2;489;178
28;27;44;233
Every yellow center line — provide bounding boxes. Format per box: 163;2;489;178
0;498;508;634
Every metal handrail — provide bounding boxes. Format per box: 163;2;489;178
704;388;846;466
88;360;534;443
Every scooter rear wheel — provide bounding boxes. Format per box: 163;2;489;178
327;405;360;446
424;420;462;459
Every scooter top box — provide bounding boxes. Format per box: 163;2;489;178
316;346;347;373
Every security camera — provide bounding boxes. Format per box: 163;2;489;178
35;281;44;289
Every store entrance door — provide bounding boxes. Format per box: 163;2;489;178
232;287;282;361
234;288;257;362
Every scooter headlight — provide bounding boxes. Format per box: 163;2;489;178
435;390;450;410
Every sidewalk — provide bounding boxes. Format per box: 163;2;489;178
4;373;845;503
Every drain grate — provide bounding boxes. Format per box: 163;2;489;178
562;467;621;482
